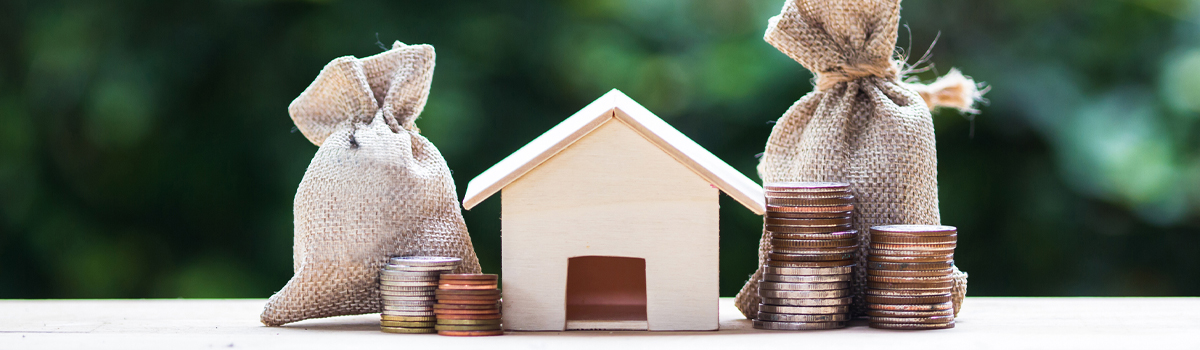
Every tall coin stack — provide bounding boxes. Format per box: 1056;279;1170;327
379;257;461;334
865;225;957;330
754;182;857;331
434;274;503;336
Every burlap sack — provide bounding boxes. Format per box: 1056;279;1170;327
734;0;981;318
261;42;481;326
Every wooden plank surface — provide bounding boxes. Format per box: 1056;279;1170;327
1;298;1197;350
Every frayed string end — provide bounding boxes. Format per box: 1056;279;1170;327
906;68;987;114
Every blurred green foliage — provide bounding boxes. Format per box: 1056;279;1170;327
0;0;1197;299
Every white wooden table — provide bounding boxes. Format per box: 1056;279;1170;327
2;297;1196;349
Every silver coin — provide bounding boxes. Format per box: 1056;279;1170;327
759;289;850;299
761;297;852;306
380;305;435;312
384;265;455;272
380;276;439;283
758;304;850;315
379;285;437;292
757;312;848;322
380;290;436;297
763;273;851;283
380;267;443;275
383;299;436;305
389;256;462;267
382;310;435;317
382;296;438;302
753;320;846;330
380;271;441;278
764;266;853;275
380;281;438;287
759;281;850;291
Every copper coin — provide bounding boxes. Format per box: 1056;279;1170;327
868;254;953;263
435;289;502;296
437;319;503;325
434;303;499;310
865;294;952;304
770;230;858;240
871;233;957;244
867;301;954;311
766;259;855;268
871;225;957;236
763;273;851;283
773;246;858;255
437;279;498;285
767;196;854;207
436;295;501;301
759;289;850;299
867;261;954;270
766;211;852;219
439;274;498;281
765;217;853;227
437;330;504;336
435;299;500;305
767;225;854;234
869;248;955;257
761;297;852;307
869;321;955;330
438;284;498;290
434;309;501;315
756;312;848;322
759;281;849;291
769;252;854;262
866;288;954;297
772;238;858;248
866;309;954;317
435;324;504;331
870;316;954;324
870;243;956;252
768;204;854;213
764;265;853;275
435;313;503;320
868;268;955;277
763;182;849;192
867;275;953;283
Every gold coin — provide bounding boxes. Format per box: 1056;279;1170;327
437;319;503;325
381;321;436;327
381;315;436;322
380;326;437;334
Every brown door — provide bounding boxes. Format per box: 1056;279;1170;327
565;256;648;322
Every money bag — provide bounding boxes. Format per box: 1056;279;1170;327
261;42;481;326
735;0;982;318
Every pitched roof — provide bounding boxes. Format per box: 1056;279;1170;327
461;89;765;214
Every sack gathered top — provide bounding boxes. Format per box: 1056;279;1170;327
735;0;984;318
261;42;480;326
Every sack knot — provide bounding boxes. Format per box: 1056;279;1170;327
815;60;900;90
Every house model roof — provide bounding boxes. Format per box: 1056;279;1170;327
462;89;766;214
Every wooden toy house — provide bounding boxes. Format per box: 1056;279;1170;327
462;89;765;331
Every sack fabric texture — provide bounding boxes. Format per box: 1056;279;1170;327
261;42;481;326
734;0;981;318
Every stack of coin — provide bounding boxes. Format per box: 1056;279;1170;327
865;225;957;330
379;257;461;334
754;182;857;331
435;274;503;336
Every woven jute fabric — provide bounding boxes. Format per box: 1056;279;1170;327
735;0;974;318
261;42;480;326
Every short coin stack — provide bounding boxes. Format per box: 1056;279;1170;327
379;257;461;334
754;182;857;331
866;225;957;330
435;274;503;336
